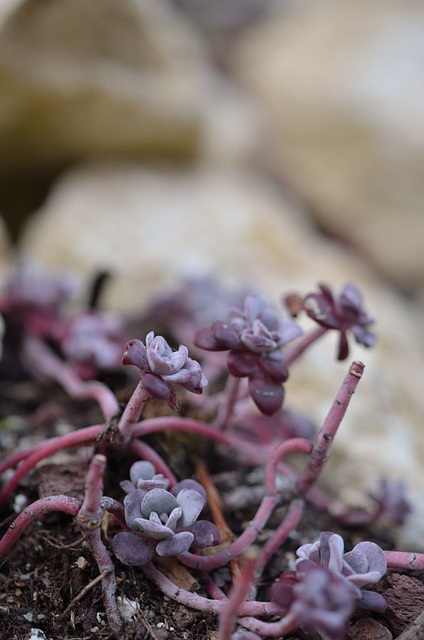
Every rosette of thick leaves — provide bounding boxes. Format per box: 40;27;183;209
296;531;387;612
113;467;220;565
195;295;302;415
58;310;125;379
0;262;76;339
368;477;412;526
119;460;170;495
303;283;376;361
271;563;357;640
122;331;207;409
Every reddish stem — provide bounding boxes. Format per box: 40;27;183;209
85;527;121;633
118;380;149;441
297;360;364;495
77;454;106;531
0;424;102;509
23;336;119;422
214;375;242;431
285;326;328;365
255;499;305;577
100;497;128;530
239;611;299;637
0;495;81;560
129;439;177;487
141;562;283;617
133;417;267;464
219;550;257;640
179;439;312;571
385;551;424;571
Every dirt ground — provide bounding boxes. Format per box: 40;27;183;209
1;373;423;640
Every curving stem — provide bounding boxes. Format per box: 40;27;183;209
297;360;364;495
22;335;120;422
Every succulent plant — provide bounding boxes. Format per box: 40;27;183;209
113;462;220;565
122;331;207;409
303;283;376;360
195;295;302;415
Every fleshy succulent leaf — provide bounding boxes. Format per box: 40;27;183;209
112;532;155;566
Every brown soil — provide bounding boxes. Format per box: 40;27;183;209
1;375;423;640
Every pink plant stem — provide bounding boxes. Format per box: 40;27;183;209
100;497;128;530
200;571;227;600
23;336;119;422
118;380;149;441
385;551;424;571
86;527;121;632
133;417;266;464
285;326;328;365
0;424;103;509
297;360;364;495
141;562;283;617
75;454;121;632
239;611;299;637
255;499;305;577
129;439;177;487
214;375;241;431
0;495;81;561
179;439;312;571
77;454;106;531
219;551;257;640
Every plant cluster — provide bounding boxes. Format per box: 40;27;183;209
0;267;418;640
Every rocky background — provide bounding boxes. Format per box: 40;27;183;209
0;0;424;549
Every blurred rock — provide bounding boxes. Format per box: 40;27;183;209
18;163;424;549
0;0;207;172
346;619;392;640
234;0;424;292
0;215;13;280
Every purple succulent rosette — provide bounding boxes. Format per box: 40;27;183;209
58;311;125;379
368;477;412;526
303;283;376;361
271;563;357;640
0;263;76;339
296;531;387;612
122;331;207;409
271;532;387;640
195;295;302;415
113;462;220;565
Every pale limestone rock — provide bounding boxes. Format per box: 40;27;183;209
0;0;260;174
0;0;209;171
234;0;424;292
19;163;424;548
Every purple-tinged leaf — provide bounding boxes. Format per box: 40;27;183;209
258;355;288;382
156;531;195;557
227;349;258;377
140;488;178;519
124;489;146;529
130;461;155;485
194;326;222;351
137;478;169;491
343;542;387;587
120;480;136;494
359;590;387;613
133;518;173;540
113;532;155;566
122;339;148;369
248;374;284;415
212;321;240;348
176;489;205;527
270;571;297;609
171;479;207;501
183;520;220;548
142;373;171;400
165;507;183;531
